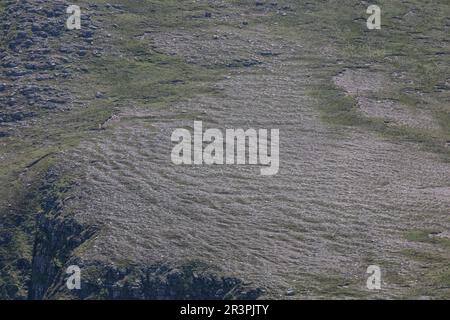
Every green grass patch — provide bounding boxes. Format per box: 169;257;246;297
262;0;450;160
405;229;450;248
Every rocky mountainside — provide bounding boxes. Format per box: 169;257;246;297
1;0;449;300
0;0;101;299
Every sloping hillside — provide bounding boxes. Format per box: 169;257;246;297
1;0;449;299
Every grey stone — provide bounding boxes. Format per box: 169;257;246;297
285;289;296;296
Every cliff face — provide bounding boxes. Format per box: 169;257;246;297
0;0;76;299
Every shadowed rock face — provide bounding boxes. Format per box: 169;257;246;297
1;0;450;300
